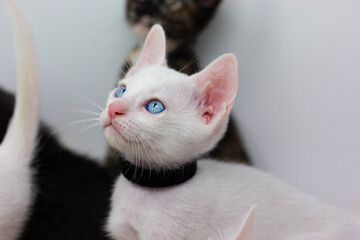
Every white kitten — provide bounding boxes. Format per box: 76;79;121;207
0;0;39;239
101;25;360;240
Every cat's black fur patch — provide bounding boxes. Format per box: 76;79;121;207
0;88;112;240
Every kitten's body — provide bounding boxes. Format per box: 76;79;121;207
102;26;360;240
105;0;248;176
109;161;359;240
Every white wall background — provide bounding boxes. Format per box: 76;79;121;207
0;0;359;216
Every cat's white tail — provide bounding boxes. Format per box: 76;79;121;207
0;0;39;239
0;0;39;158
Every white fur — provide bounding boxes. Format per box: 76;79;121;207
207;205;255;240
101;25;360;240
0;0;39;239
107;161;360;240
233;205;255;240
101;65;216;170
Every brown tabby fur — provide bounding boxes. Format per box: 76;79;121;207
106;0;249;177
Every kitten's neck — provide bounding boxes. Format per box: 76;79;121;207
118;158;197;188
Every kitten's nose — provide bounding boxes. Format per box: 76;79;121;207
108;102;127;119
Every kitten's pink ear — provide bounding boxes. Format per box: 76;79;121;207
126;24;167;77
191;54;238;125
234;205;256;240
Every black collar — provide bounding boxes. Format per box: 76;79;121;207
119;159;197;188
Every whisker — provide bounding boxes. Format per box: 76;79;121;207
133;135;145;181
179;55;198;73
128;134;139;181
61;109;101;117
129;52;135;68
67;122;100;141
48;118;99;139
73;91;104;112
141;131;174;163
47;121;100;157
129;134;141;180
119;67;127;78
119;124;135;177
124;62;130;71
138;135;154;177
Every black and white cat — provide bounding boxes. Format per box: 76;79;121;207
0;1;112;239
101;25;360;240
0;1;38;239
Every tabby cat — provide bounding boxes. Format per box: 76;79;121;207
106;0;249;176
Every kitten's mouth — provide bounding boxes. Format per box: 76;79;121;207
105;123;121;136
104;123;133;144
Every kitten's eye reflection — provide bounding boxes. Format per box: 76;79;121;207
115;86;126;98
146;100;165;114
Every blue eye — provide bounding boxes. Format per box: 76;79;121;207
146;100;165;114
115;86;126;98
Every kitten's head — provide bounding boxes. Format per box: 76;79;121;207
100;25;237;169
126;0;222;43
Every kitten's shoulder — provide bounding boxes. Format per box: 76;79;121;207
196;159;307;198
197;159;262;178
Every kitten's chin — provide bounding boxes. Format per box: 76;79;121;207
104;126;129;151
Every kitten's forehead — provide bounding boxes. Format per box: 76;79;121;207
123;65;192;91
